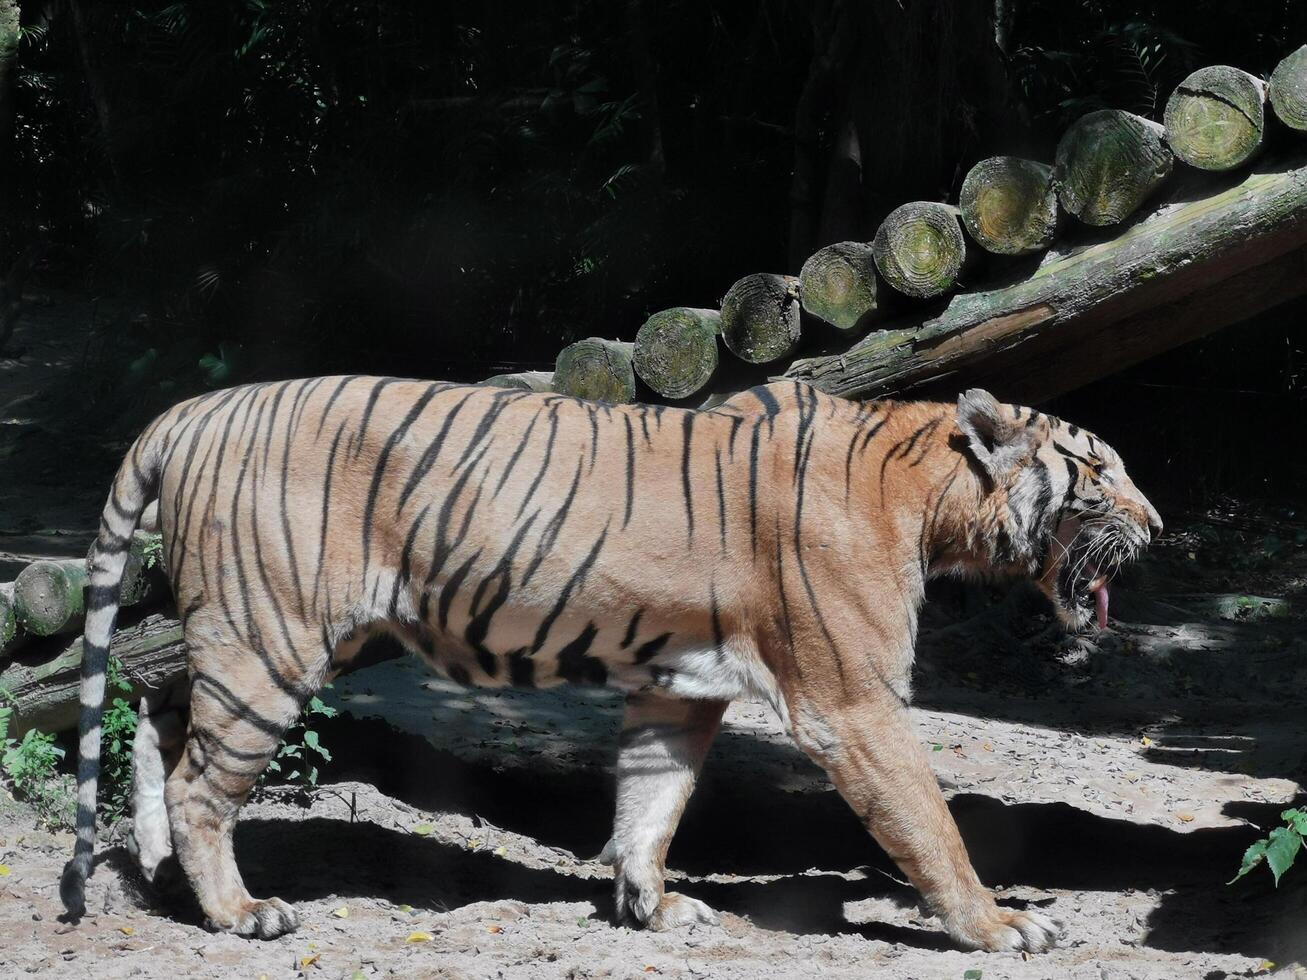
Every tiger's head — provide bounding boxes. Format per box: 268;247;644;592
955;388;1162;632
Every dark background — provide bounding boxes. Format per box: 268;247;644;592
0;0;1304;509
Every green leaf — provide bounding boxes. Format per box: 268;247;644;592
963;970;983;979
1229;839;1268;884
1282;809;1307;836
1265;826;1302;886
413;823;434;836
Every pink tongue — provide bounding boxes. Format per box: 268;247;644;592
1094;584;1110;630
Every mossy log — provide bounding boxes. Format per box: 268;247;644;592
0;614;186;737
14;559;86;638
959;157;1059;256
1164;66;1266;172
1270;45;1307;131
553;338;637;403
0;584;17;652
871;202;967;298
798;242;880;332
719;273;802;364
632;308;721;399
1055;109;1173;225
480;371;554;392
785;156;1307;404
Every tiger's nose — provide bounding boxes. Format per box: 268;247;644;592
1144;504;1163;541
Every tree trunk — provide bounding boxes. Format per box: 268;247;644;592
632;308;721;400
1;614;184;737
871;202;967;298
799;241;879;332
1270;45;1307;131
553;339;637;404
784;155;1307;404
720;273;802;364
1055;110;1173;226
959;157;1059;256
1164;66;1266;172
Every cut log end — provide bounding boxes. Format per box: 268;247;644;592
1056;109;1174;226
480;371;555;393
799;242;880;331
1164;66;1266;172
959;157;1059;256
872;202;966;298
633;308;721;399
553;338;637;404
1270;45;1307;131
720;273;802;364
14;560;87;638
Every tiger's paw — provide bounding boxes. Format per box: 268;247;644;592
647;892;721;931
946;904;1063;953
217;897;301;939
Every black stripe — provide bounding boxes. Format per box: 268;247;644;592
622;413;635;528
621;609;644;649
530;523;610;654
633;631;672;664
681;412;695;540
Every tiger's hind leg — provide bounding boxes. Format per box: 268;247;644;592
126;679;190;893
610;693;726;931
165;632;325;939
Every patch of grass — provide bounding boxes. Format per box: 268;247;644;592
0;698;74;829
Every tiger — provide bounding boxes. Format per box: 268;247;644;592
59;377;1160;952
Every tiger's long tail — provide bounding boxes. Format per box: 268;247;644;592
60;426;163;917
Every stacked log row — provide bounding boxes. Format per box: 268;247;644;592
1164;66;1267;171
959;157;1059;256
1;531;165;660
1055;109;1173;226
1270;45;1307;130
798;242;879;331
632;308;721;399
719;274;802;363
553;338;637;403
872;202;967;298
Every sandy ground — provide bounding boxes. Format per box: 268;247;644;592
0;291;1306;978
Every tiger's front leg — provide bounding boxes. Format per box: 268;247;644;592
609;692;727;930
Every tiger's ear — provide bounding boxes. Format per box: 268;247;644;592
956;388;1039;485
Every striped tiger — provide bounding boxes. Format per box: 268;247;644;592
60;378;1160;952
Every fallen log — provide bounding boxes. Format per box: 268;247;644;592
553;339;637;403
720;273;802;364
798;242;880;332
1055;109;1173;225
1164;65;1266;172
1270;45;1307;131
632;308;721;399
959;157;1059;256
784;155;1307;404
480;371;554;392
0;613;185;737
872;201;967;298
0;583;16;650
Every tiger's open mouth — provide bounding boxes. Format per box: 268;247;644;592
1052;533;1137;631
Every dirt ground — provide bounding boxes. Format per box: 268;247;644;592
1;293;1306;979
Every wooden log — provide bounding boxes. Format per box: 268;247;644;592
784;155;1307;404
798;242;880;332
0;583;17;652
632;308;721;399
871;202;967;298
1270;45;1307;131
1164;66;1266;172
719;273;802;364
0;614;185;737
553;338;637;403
479;371;555;392
1055;109;1173;225
14;559;86;638
959;157;1059;256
